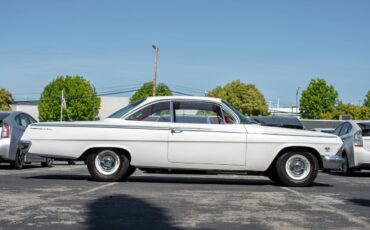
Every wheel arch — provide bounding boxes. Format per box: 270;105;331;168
268;145;323;171
78;145;132;162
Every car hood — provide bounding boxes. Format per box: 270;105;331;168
246;124;338;138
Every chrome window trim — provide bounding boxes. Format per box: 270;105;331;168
171;100;240;125
122;98;240;125
123;99;172;122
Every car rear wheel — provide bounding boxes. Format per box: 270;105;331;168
41;158;53;167
87;149;129;182
275;151;319;187
11;150;25;169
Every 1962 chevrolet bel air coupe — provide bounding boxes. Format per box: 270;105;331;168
20;96;344;186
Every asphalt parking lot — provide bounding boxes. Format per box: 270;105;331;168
1;163;370;230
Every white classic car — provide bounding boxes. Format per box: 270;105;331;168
20;96;344;186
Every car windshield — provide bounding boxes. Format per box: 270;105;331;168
358;122;370;137
222;100;255;124
108;99;145;118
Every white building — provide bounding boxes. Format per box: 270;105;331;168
11;96;130;121
268;106;300;117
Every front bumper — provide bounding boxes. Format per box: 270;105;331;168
322;155;343;170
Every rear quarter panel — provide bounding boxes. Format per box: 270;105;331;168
245;132;343;171
22;122;171;167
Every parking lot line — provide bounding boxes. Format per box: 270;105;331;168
78;182;118;195
280;187;368;228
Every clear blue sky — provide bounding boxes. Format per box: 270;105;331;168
1;0;369;106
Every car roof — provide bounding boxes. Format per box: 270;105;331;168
144;96;222;104
355;120;370;123
0;111;32;118
343;120;370;124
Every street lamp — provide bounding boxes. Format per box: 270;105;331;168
152;45;159;96
296;87;301;113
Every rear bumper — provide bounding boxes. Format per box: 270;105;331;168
354;146;370;167
322;155;343;169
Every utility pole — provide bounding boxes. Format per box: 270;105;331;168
152;44;159;96
296;87;301;113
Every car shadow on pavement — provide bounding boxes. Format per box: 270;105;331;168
326;171;370;177
86;194;180;230
24;174;94;181
23;174;332;187
128;176;333;187
0;164;42;170
348;198;370;207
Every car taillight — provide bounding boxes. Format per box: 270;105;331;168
354;130;363;147
1;122;10;138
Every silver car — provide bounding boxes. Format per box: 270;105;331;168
0;111;53;169
333;120;370;175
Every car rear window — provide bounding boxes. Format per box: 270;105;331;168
0;113;10;126
0;113;10;121
358;123;370;137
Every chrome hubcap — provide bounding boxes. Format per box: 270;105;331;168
95;150;120;175
285;154;311;180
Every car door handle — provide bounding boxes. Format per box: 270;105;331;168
171;128;183;134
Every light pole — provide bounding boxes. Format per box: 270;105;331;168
152;44;159;96
296;87;301;113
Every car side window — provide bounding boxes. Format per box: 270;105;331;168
333;124;343;136
339;123;351;136
27;115;37;124
126;102;171;122
173;101;223;124
15;114;31;128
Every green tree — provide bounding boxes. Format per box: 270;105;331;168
300;78;338;119
321;102;370;120
207;80;268;116
38;75;101;121
0;87;14;111
130;82;172;103
364;90;370;107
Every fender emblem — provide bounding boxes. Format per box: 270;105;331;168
325;147;331;152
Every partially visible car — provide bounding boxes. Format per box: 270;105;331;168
250;116;305;130
0;111;53;169
311;128;335;134
333;120;370;175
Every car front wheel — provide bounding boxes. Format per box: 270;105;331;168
275;151;319;187
87;149;129;182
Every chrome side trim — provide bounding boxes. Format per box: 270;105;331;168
253;132;338;138
30;123;246;134
31;123;170;130
28;139;246;143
